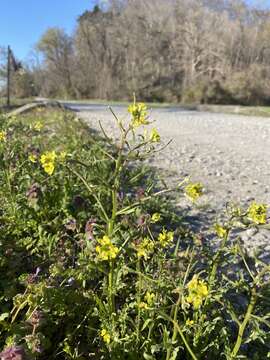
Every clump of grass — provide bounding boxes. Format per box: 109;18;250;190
0;104;269;359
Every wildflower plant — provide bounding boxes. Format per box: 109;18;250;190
185;182;203;202
0;103;269;360
40;150;57;175
0;130;7;142
95;235;119;261
128;101;149;127
247;202;267;224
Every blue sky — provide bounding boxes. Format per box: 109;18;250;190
0;0;97;60
0;0;269;61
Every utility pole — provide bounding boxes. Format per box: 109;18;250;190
7;45;11;108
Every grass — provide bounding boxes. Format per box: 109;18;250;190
195;104;270;117
0;97;35;112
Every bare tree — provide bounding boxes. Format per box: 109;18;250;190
36;28;74;97
26;0;270;104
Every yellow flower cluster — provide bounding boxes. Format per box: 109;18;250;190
128;102;149;127
145;291;155;306
248;202;267;225
0;131;7;142
96;235;119;261
33;121;43;131
186;275;208;310
138;291;155;310
185;182;203;202
214;224;228;238
100;329;111;344
151;213;161;223
40;151;57;176
149;128;160;142
136;237;154;260
158;228;174;248
186;318;194;327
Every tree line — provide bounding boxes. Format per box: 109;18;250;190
2;0;270;105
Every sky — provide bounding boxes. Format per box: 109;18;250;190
0;0;270;61
0;0;97;60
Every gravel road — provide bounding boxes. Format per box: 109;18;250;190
71;104;270;252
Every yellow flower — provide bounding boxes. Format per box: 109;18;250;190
186;275;208;310
185;182;203;202
138;293;155;310
135;237;154;260
214;224;228;238
248;202;267;225
138;302;148;310
0;131;7;142
33;121;43;131
145;291;155;306
158;228;174;248
43;162;55;176
151;213;161;223
96;235;119;261
40;151;57;176
29;154;38;163
149;128;160;142
186;318;194;327
128;102;149;127
100;329;111;344
40;151;57;164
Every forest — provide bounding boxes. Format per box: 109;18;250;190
2;0;270;104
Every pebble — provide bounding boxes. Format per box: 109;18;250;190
80;107;270;250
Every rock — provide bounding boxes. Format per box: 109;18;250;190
246;228;258;237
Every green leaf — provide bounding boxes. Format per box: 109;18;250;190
0;313;9;322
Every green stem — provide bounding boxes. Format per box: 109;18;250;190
161;311;198;360
166;259;194;360
108;260;115;314
208;233;229;291
136;259;142;345
11;300;28;323
230;286;257;359
107;188;117;236
106;121;126;317
4;167;16;217
166;296;181;360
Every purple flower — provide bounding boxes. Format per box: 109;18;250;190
85;218;96;240
26;267;41;285
136;188;145;200
0;345;26;360
26;183;41;205
28;309;44;328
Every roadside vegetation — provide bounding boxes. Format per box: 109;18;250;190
0;103;269;359
0;98;34;112
192;104;270;117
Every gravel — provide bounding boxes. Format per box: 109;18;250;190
77;106;270;251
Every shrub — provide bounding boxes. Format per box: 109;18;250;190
0;104;269;359
225;65;270;106
182;80;233;105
